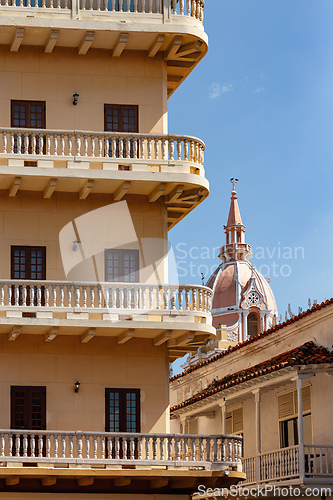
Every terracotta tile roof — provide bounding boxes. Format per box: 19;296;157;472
170;341;333;412
170;298;333;382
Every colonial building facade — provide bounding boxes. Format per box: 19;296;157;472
0;1;244;498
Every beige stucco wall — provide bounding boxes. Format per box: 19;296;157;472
0;46;168;134
0;334;170;433
0;191;168;283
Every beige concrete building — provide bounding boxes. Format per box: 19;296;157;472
0;0;245;498
170;300;333;498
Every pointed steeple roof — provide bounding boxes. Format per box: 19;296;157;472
227;179;243;227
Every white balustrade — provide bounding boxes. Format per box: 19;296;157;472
0;279;212;315
0;128;205;166
304;445;333;477
0;0;204;21
0;430;241;470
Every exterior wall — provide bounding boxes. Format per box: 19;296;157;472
311;373;333;444
0;334;170;433
0;46;168;134
0;192;168;283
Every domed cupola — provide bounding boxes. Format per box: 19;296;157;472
207;179;278;344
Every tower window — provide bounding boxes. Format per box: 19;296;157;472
247;313;258;338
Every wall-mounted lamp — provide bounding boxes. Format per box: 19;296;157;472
74;381;80;393
73;92;79;106
73;239;79;252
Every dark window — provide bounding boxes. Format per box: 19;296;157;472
11;386;46;430
280;414;312;448
11;100;46;154
104;105;138;133
11;246;46;281
105;249;139;283
105;389;140;433
247;313;258;338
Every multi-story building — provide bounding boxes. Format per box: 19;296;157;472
0;1;245;497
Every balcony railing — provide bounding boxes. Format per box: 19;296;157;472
0;128;204;167
0;430;241;470
0;279;212;314
242;445;333;484
0;0;204;22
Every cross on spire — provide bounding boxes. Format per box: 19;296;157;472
230;177;238;191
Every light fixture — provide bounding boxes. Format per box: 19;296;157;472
73;239;79;252
74;381;80;393
73;92;79;106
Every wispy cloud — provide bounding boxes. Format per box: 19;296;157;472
254;87;266;93
260;72;269;81
208;82;233;99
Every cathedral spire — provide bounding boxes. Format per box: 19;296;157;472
219;179;252;263
227;178;243;227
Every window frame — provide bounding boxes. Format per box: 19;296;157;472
104;104;138;133
11;246;46;281
104;248;139;283
277;384;312;448
11;100;46;129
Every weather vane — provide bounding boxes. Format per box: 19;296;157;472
230;178;238;190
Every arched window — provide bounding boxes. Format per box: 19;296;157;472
247;313;258;338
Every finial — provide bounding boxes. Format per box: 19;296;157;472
201;273;205;285
230;177;238;191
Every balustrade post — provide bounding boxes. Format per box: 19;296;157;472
152;436;157;460
145;435;150;460
69;435;74;459
46;435;51;458
38;434;43;457
0;434;4;457
54;434;59;458
22;284;27;307
85;435;90;459
3;131;7;154
93;436;98;459
61;435;66;458
8;434;13;457
175;436;180;460
15;434;20;457
130;437;135;460
138;436;142;460
37;284;42;307
83;134;88;156
77;434;83;459
23;434;28;457
100;436;105;459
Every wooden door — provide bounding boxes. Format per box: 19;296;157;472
11;246;46;305
11;100;46;154
105;389;140;458
104;104;138;158
11;386;46;457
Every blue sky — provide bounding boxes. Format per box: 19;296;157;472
169;0;333;372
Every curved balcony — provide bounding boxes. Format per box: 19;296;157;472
0;127;209;229
0;279;215;357
0;0;207;95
